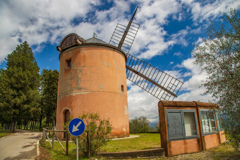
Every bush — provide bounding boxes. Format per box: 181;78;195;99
68;113;112;157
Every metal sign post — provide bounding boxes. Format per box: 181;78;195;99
76;136;78;160
68;118;85;160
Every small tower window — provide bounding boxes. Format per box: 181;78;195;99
121;85;124;92
66;59;71;69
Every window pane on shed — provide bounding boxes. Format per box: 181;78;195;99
168;112;184;139
201;111;210;133
216;112;223;131
209;112;216;132
184;112;197;136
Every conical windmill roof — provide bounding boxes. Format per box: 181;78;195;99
85;37;107;44
84;37;127;61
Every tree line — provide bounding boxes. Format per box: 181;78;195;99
0;41;58;132
129;116;160;133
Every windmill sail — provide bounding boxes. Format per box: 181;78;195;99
109;7;184;100
109;8;140;54
126;54;183;100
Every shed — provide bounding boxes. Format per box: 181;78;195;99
158;101;226;156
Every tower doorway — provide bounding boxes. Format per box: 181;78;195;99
64;109;70;139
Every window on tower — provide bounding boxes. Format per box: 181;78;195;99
66;59;71;69
121;85;124;92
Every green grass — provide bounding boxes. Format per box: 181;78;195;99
100;133;161;152
41;133;161;159
41;140;77;160
0;129;14;138
40;133;239;160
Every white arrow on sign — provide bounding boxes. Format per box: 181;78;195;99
72;121;82;132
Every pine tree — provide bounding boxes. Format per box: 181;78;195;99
0;41;40;132
41;69;58;128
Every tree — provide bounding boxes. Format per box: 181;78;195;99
0;41;40;132
41;69;59;128
68;113;112;157
129;116;150;133
193;9;240;151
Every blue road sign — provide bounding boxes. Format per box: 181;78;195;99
68;118;85;136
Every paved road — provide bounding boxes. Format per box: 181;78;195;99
0;131;42;160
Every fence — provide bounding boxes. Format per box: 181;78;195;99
42;128;69;155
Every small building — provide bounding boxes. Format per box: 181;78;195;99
158;101;226;157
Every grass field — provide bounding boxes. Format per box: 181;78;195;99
39;133;240;160
100;133;160;152
40;140;76;160
40;133;160;159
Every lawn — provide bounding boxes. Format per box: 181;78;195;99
40;133;160;159
40;140;76;160
100;133;161;152
39;133;240;160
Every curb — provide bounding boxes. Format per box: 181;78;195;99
37;139;40;157
98;147;165;159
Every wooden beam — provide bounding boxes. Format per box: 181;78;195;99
118;7;138;49
126;66;177;97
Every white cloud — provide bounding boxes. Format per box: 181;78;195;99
129;0;182;59
171;26;190;47
0;0;101;62
188;0;240;22
175;57;212;102
183;72;192;77
136;0;180;24
181;58;201;74
174;52;183;57
131;18;172;59
194;37;204;45
165;70;182;79
176;88;212;102
127;84;159;123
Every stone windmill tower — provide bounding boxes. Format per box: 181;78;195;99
56;8;183;138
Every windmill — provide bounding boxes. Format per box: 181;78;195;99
109;7;183;101
56;7;183;138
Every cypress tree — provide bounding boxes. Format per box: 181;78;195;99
0;41;40;132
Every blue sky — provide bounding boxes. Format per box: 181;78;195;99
0;0;239;124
